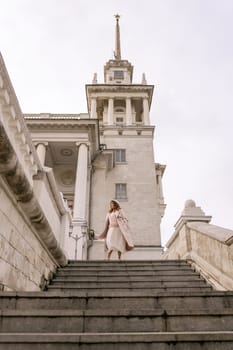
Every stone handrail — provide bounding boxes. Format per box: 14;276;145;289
164;200;233;290
0;52;67;267
0;53;42;181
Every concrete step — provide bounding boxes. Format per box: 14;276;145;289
0;308;233;333
0;260;230;349
47;285;213;293
53;275;204;282
0;332;233;349
56;269;201;277
48;280;211;289
1;291;232;310
68;259;189;265
61;266;193;272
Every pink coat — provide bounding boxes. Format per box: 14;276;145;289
98;209;134;251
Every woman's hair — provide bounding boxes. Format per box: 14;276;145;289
109;200;121;213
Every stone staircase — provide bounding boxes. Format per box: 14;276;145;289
0;260;233;349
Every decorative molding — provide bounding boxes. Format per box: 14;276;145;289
60;148;73;157
75;141;90;148
24;113;88;119
27;123;91;130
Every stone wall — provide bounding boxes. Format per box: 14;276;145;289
91;131;163;246
164;200;233;290
0;177;57;291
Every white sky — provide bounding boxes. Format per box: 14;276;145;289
0;0;232;246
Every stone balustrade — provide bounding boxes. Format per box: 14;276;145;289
0;54;41;184
0;52;68;291
164;200;233;290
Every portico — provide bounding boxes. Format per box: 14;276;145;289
25;116;100;259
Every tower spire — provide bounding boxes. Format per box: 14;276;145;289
114;14;121;60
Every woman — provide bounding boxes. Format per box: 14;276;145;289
97;200;134;260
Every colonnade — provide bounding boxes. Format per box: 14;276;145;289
90;96;150;125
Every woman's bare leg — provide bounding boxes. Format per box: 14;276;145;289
118;251;122;260
107;250;113;260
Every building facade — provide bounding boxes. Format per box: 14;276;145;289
25;16;165;259
25;15;166;260
87;16;166;259
1;16;231;293
0;16;166;285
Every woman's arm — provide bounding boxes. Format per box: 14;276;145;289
96;214;109;239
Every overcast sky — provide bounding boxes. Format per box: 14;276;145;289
0;0;232;246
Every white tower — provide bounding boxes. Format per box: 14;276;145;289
87;15;166;259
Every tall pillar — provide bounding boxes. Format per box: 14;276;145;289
72;142;89;260
90;98;97;119
126;97;132;125
107;98;114;125
36;142;48;166
73;143;88;219
143;97;150;125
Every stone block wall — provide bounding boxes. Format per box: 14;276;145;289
0;179;57;291
164;200;233;290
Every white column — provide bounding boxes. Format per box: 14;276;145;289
36;142;47;166
143;97;150;125
126;97;132;125
73;143;88;219
90;98;97;119
71;143;89;260
107;98;114;125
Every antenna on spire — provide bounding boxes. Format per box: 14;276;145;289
114;14;121;60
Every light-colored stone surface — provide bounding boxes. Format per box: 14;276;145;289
0;52;69;290
164;200;233;290
91;135;163;247
0;14;167;264
25;118;100;260
86;25;166;258
0;177;56;291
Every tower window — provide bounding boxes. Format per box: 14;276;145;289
116;117;124;123
115;149;126;163
114;70;124;79
115;183;127;199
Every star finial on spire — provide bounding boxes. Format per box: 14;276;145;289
114;14;121;60
115;14;120;21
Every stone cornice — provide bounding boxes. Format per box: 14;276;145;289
85;84;154;111
24;113;89;119
25;118;99;131
27;123;93;130
86;83;154;88
86;84;154;94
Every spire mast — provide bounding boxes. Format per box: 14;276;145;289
114;14;121;60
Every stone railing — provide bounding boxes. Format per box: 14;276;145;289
0;52;68;291
164;200;233;290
